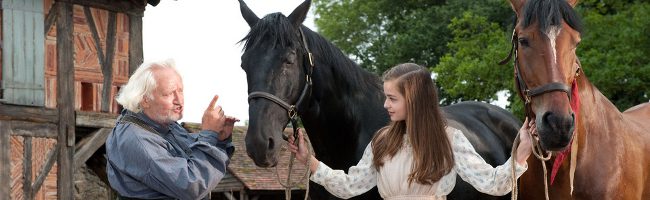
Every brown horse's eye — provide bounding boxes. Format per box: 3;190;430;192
518;38;530;47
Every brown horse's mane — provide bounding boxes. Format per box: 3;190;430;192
521;0;583;33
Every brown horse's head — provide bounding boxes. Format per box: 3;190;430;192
507;0;584;151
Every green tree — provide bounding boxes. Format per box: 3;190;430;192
577;2;650;110
314;0;511;73
434;12;511;104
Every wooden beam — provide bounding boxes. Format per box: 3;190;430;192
76;111;118;128
128;14;143;75
23;137;33;200
0;121;10;199
0;103;58;123
10;121;58;138
56;1;75;199
59;0;146;16
44;2;59;35
101;11;117;112
83;6;106;70
224;192;237;200
0;104;118;128
83;6;117;112
31;147;59;194
74;128;111;168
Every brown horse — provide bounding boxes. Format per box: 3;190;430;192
505;0;650;199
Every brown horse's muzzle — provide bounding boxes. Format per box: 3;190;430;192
535;109;575;151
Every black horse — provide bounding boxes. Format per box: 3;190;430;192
237;0;521;199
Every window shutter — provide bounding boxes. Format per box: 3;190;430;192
1;0;45;106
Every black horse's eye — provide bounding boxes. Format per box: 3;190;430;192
518;38;530;47
283;51;297;65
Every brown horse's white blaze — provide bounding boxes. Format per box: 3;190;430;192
546;26;561;65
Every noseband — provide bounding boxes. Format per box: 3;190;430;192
499;29;581;118
247;28;315;140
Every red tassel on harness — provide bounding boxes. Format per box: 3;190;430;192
550;80;580;185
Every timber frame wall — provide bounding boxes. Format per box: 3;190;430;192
0;0;147;199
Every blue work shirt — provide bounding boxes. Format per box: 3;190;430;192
106;110;234;200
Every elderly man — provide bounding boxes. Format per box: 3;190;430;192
106;59;238;200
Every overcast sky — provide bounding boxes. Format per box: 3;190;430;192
142;0;316;125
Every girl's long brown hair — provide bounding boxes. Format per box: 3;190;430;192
371;63;454;185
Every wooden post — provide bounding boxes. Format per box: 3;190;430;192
128;12;144;75
101;11;117;112
23;136;33;200
0;121;10;199
56;1;75;199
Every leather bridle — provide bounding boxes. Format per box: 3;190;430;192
499;29;581;119
247;28;315;140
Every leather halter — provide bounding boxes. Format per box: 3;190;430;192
499;29;581;118
247;28;315;140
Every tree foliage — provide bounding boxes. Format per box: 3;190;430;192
433;12;511;104
314;0;650;115
314;0;511;73
578;2;650;110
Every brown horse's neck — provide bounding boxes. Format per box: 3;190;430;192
574;74;621;143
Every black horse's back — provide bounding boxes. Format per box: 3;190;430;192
442;101;522;200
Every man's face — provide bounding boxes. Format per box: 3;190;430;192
142;68;184;124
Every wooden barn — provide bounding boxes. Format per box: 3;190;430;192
0;0;310;199
0;0;157;199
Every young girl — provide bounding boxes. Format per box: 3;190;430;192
289;63;534;199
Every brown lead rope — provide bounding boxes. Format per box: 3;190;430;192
511;125;552;200
276;133;313;200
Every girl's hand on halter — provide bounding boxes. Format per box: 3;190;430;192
516;117;535;165
288;129;319;172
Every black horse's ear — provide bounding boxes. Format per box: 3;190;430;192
238;0;259;27
288;0;311;28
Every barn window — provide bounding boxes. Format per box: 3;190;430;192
81;82;94;111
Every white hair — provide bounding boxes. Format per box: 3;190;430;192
115;59;179;113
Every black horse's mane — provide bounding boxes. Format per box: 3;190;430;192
240;12;381;94
240;13;300;52
521;0;583;33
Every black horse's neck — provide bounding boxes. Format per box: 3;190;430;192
297;27;389;169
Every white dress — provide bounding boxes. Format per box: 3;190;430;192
310;127;527;200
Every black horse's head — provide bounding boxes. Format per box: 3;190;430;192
238;0;312;167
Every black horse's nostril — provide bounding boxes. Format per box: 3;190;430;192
268;137;275;150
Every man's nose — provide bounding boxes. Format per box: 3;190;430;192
174;91;183;104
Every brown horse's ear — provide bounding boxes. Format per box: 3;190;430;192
508;0;525;16
288;0;311;28
567;0;579;7
238;0;259;27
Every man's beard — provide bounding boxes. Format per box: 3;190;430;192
153;110;182;124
